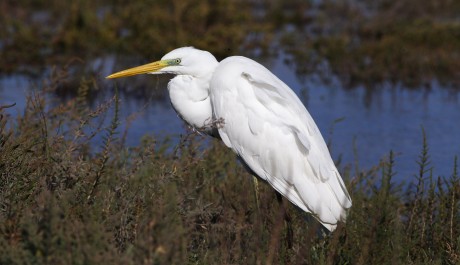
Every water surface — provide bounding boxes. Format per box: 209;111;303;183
1;54;459;182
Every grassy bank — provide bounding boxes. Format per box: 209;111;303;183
1;69;459;264
0;0;261;73
276;0;460;87
1;0;459;87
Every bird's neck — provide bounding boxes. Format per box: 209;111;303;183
194;72;214;93
170;72;212;100
167;73;215;135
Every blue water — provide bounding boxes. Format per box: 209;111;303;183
1;54;459;182
269;55;460;181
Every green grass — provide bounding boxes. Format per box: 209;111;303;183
0;67;459;265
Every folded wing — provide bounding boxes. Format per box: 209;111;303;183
211;56;352;231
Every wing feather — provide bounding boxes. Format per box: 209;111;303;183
211;56;352;231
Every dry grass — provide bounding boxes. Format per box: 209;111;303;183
0;67;459;265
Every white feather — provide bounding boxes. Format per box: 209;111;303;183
211;56;352;231
108;47;352;232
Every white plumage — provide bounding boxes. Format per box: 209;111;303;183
107;47;352;231
211;56;351;231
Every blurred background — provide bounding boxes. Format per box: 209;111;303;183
1;0;459;180
1;1;460;264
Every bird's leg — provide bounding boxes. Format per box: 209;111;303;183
253;176;260;212
276;193;293;249
237;156;260;212
267;192;294;264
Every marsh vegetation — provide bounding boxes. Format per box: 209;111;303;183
1;0;459;264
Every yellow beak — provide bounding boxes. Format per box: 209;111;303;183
106;60;171;79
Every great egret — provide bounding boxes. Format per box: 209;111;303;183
107;47;352;231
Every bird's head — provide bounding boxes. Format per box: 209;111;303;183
106;47;218;79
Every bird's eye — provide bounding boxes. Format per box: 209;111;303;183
175;58;181;64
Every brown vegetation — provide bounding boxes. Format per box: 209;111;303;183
0;65;459;264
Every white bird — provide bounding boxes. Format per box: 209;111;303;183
107;47;352;231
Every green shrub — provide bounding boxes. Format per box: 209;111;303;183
0;66;459;265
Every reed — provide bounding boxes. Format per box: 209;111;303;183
0;68;458;264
